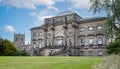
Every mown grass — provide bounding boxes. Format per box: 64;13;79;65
0;56;102;69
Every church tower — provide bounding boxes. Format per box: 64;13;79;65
14;33;25;50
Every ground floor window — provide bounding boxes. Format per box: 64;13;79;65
89;51;94;56
80;51;84;56
98;51;103;56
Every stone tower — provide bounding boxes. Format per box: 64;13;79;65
14;33;25;50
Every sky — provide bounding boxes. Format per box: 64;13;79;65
0;0;106;44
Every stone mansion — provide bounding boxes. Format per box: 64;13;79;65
30;11;110;56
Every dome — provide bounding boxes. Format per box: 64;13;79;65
56;11;74;16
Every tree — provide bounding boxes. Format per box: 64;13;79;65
90;0;120;39
2;39;17;56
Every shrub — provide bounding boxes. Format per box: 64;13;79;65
92;55;120;69
13;50;30;56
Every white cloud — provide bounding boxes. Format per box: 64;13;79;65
4;25;15;32
0;0;57;10
29;10;53;26
69;0;91;9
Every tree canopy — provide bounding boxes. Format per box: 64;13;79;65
0;38;17;56
90;0;120;39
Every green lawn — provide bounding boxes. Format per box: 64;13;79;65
0;56;102;69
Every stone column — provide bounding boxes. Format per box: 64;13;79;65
50;25;55;46
72;22;77;47
76;26;79;47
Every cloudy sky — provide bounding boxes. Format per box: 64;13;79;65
0;0;106;44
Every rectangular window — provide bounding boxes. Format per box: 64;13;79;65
39;41;42;48
98;51;103;56
89;51;94;56
80;51;84;56
38;33;42;38
33;43;36;48
80;38;84;46
98;37;103;45
89;37;93;46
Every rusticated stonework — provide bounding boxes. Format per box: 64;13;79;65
30;11;109;56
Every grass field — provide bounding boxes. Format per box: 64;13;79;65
0;56;102;69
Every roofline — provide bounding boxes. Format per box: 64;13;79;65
30;26;43;30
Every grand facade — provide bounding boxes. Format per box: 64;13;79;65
30;11;108;56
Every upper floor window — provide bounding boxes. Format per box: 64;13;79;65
58;39;63;46
15;38;18;41
88;26;94;31
98;37;103;45
97;25;103;30
80;38;85;46
21;38;23;41
38;32;42;38
33;42;36;48
89;37;94;46
80;28;85;32
39;41;42;48
33;33;37;38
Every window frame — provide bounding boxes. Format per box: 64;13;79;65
88;26;94;31
97;37;103;45
80;27;85;32
88;37;94;46
97;25;103;30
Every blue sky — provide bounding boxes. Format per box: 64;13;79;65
0;0;106;44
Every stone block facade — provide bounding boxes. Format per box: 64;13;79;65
30;11;110;56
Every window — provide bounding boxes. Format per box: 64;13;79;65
80;28;85;32
33;33;37;38
98;37;103;45
80;51;84;56
15;38;18;41
21;38;23;41
39;42;42;48
89;51;94;56
33;42;36;48
97;25;103;30
80;38;84;46
88;26;94;31
58;39;63;46
98;51;103;56
89;37;93;46
38;33;42;38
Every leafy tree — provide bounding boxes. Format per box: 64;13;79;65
107;34;120;55
2;39;17;56
90;0;120;40
0;38;4;55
